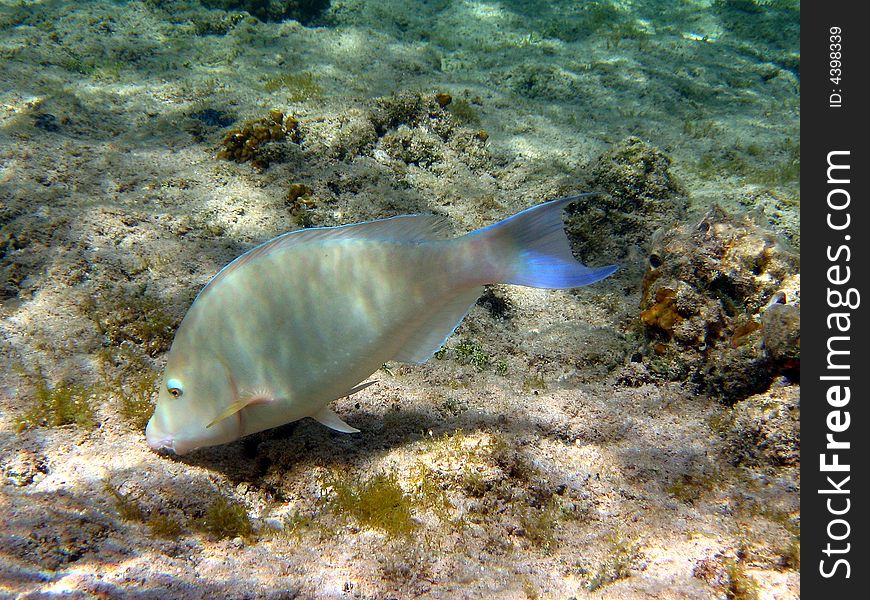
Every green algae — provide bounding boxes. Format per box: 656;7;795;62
87;289;177;358
97;346;159;430
263;71;322;102
106;482;146;523
721;557;760;600
518;500;559;552
107;481;256;541
666;461;722;505
148;513;185;539
106;481;184;538
322;470;416;537
198;495;255;540
522;373;547;392
409;462;452;522
17;376;96;431
116;370;157;431
268;510;319;541
587;533;644;591
454;338;490;370
605;20;651;49
695;139;800;186
200;1;330;25
446;98;481;126
190;11;245;36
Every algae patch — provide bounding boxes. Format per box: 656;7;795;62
263;71;321;102
87;290;178;358
198;495;255;540
321;471;417;537
586;533;645;591
17;375;97;431
105;479;253;541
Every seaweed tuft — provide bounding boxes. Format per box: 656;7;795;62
198;495;255;540
17;375;97;431
321;470;416;537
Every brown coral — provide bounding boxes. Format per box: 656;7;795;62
216;110;300;169
639;206;799;403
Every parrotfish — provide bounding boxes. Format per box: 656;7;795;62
145;194;616;454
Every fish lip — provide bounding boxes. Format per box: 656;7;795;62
169;440;197;455
145;417;194;454
146;434;174;452
146;436;197;456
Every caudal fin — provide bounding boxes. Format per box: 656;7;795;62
473;194;617;288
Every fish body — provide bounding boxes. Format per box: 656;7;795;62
145;195;616;454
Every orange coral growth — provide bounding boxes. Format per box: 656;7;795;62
640;287;681;337
216;110;300;169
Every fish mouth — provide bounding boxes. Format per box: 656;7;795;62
146;431;177;453
145;420;196;455
146;435;197;455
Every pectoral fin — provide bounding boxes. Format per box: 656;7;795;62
312;407;360;433
206;393;274;429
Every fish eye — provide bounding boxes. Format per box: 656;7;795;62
167;378;183;398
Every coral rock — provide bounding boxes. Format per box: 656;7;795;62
566;137;686;262
723;383;800;467
640;206;799;403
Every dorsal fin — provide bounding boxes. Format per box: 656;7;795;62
197;214;452;301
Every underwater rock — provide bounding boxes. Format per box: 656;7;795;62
216;110;300;169
372;91;446;133
298;93;487;172
331;109;379;160
566;137;686;263
298;108;378;162
200;1;330;25
589;136;684;201
721;382;799;467
738;189;800;249
382;125;445;168
761;302;800;373
639;205;799;403
190;108;235;128
1;449;47;487
186;108;236;143
370;91;462;142
312;92;490;181
33;112;60;132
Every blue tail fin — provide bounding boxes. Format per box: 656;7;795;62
474;194;617;288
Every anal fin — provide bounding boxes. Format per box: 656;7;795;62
313;407;360;434
346;380;377;396
392;287;482;364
